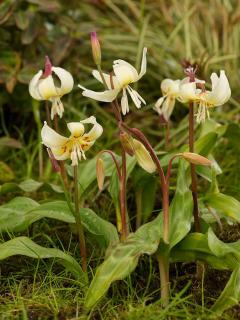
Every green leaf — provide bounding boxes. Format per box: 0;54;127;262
0;179;63;195
14;11;30;30
171;233;237;270
0;161;14;182
84;214;162;309
0;236;85;281
208;228;240;260
205;192;240;222
132;169;157;223
211;267;240;314
108;155;136;205
78;153;120;197
169;159;193;248
0;198;118;248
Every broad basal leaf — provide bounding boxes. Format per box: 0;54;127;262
0;236;85;282
204;192;240;222
84;214;162;309
0;198;118;248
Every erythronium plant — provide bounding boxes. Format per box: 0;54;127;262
41;117;103;272
78;32;216;306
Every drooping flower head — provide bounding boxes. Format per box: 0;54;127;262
29;56;74;120
79;48;147;115
154;79;181;121
41;116;103;166
179;70;231;123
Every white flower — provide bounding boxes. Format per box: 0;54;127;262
154;79;181;121
41;116;103;166
78;48;147;115
29;58;74;120
179;70;231;123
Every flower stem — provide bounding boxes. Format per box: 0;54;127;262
119;148;128;240
157;253;170;307
189;102;200;232
121;124;169;242
73;165;87;273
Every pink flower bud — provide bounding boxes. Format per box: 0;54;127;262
42;56;52;78
90;31;101;66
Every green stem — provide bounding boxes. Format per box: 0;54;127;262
157;254;170;307
73;165;87;273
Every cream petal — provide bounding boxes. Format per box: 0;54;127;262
206;70;231;106
127;86;145;109
161;79;180;96
81;116;103;140
161;96;175;120
38;75;58;99
41;122;68;148
92;70;120;89
131;139;156;173
52;67;74;96
179;82;198;103
29;70;43;100
78;85;119;102
67;122;85;136
121;88;129;115
136;47;147;80
155;96;165;109
113;60;138;86
51;146;70;161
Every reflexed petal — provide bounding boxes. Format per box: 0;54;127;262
161;96;175;120
113;60;138;86
78;85;119;102
136;47;147;80
131;139;156;173
29;70;43;100
121;88;129;115
127;86;145;109
81;116;103;140
92;70;120;89
67;122;85;136
38;75;58;99
179;82;198;103
41;122;68;148
52;67;74;95
206;70;231;106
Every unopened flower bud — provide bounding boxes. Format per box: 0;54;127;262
119;132;135;156
90;31;101;66
131;139;156;173
96;157;105;190
180;152;212;166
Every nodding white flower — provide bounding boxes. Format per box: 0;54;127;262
78;48;147;115
154;79;181;121
29;56;74;120
41;116;103;166
179;70;231;123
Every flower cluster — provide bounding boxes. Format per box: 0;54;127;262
154;71;231;123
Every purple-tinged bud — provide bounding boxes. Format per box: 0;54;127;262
90;31;101;66
42;56;52;78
